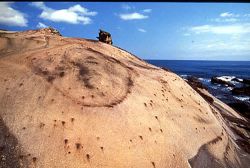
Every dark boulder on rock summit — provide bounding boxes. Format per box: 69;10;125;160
97;29;113;45
46;27;61;36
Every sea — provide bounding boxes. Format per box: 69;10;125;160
145;60;250;105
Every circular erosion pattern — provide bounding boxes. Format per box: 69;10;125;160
30;46;134;107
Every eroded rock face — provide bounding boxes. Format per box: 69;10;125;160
0;28;249;168
30;46;134;107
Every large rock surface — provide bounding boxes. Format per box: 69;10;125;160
0;28;249;168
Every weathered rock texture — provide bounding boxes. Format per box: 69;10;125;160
0;28;249;168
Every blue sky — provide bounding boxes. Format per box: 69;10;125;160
1;2;250;61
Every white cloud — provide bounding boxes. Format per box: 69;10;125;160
68;4;97;16
37;22;48;28
142;9;152;13
220;12;239;18
190;39;250;52
31;2;97;25
211;12;249;23
119;12;148;20
31;2;47;10
189;23;250;35
220;12;233;17
212;18;238;23
183;12;250;58
0;2;28;27
184;38;250;60
138;28;146;33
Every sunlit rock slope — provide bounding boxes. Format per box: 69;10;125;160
0;28;249;168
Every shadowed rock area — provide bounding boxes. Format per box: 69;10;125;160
0;28;249;167
0;117;29;168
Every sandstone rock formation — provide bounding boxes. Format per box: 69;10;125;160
0;28;249;168
97;29;112;45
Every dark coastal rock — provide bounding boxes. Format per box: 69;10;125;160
186;76;207;90
211;76;235;87
232;77;242;82
198;91;214;104
186;76;214;103
232;78;250;85
161;67;172;72
232;86;250;96
243;79;250;85
227;101;250;119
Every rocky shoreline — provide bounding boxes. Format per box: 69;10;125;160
211;76;250;96
186;75;250;119
185;76;250;154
